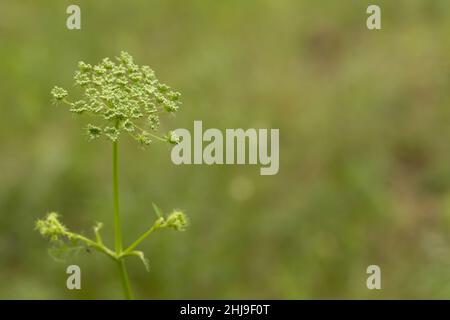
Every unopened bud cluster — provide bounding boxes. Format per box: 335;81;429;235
35;212;70;242
51;52;182;146
154;210;188;231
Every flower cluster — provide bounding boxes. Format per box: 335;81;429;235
152;209;188;231
164;210;189;231
50;52;182;146
36;207;188;270
35;212;70;242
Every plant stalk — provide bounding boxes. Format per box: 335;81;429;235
117;259;133;300
112;139;134;300
122;225;158;256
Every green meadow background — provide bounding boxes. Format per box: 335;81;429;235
1;0;450;299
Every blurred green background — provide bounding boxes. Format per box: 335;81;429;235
1;0;450;299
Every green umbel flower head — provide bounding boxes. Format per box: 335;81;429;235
51;52;182;146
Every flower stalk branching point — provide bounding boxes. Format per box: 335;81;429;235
37;52;188;299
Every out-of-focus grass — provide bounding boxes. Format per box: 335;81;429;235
1;0;450;298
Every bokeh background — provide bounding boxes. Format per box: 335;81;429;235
1;0;450;299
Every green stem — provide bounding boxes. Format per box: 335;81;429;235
117;259;133;300
122;225;159;256
112;139;133;300
71;233;116;260
112;140;122;253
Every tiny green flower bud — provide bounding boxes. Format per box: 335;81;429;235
155;93;165;104
137;131;152;146
130;107;143;119
122;119;134;132
157;83;170;93
104;126;119;141
113;66;126;77
51;86;68;101
165;210;188;231
74;71;91;86
141;66;155;79
166;131;180;145
118;51;133;65
70;100;88;114
163;101;179;113
85;87;99;97
93;65;106;75
116;77;128;86
129;72;143;82
78;61;92;72
101;57;115;69
103;109;116;120
92;75;104;86
148;114;160;130
167;91;181;101
86;124;102;140
88;100;103;113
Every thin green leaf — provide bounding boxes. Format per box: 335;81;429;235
152;202;164;218
128;251;150;272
